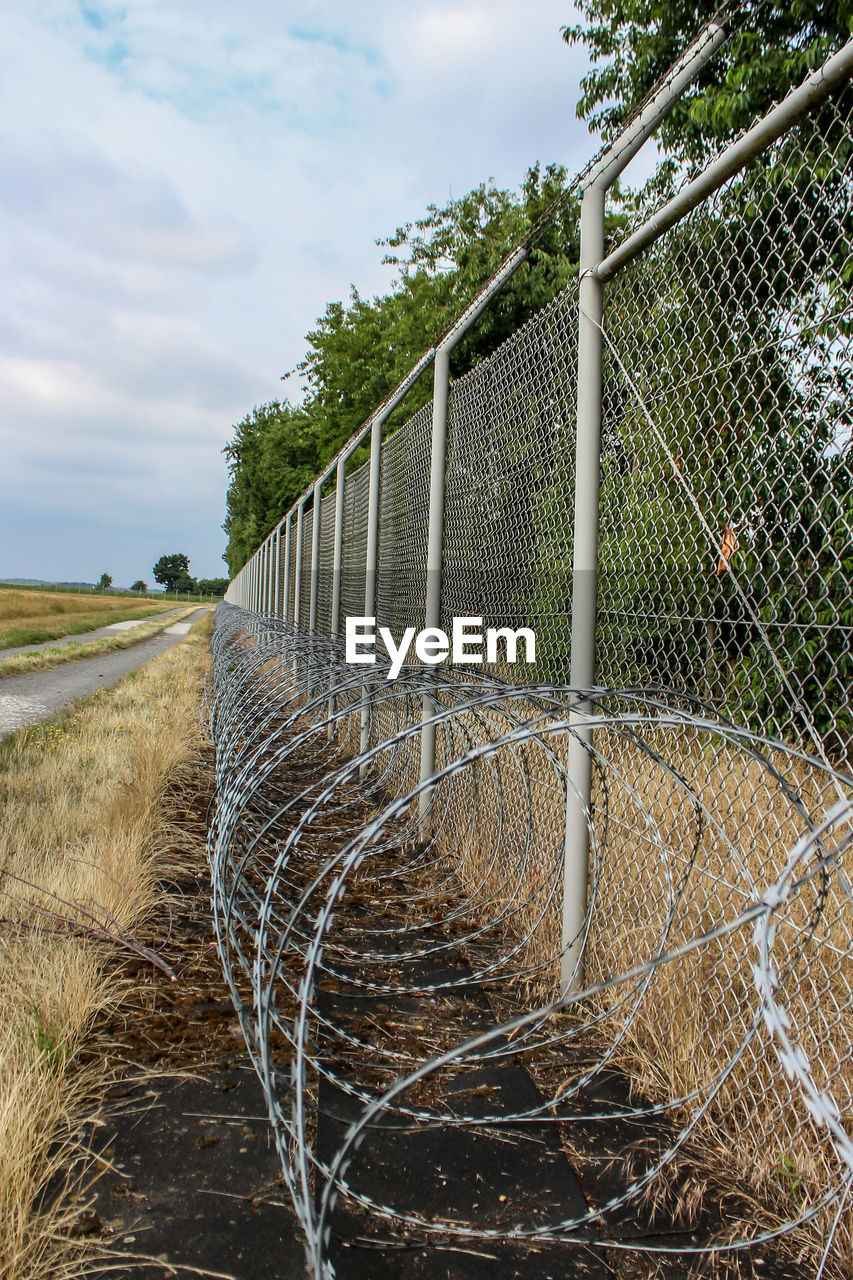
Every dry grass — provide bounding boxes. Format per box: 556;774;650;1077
0;613;211;1279
0;605;205;679
316;682;847;1264
0;587;176;650
218;647;853;1268
580;732;853;1270
422;714;853;1272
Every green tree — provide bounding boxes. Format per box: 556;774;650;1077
563;0;853;171
222;164;602;575
96;572;112;592
131;579;147;593
296;164;581;452
197;577;229;597
563;1;853;752
222;402;320;576
174;572;198;594
153;553;190;593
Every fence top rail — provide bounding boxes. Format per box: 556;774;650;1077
586;18;727;195
596;36;853;283
232;15;746;581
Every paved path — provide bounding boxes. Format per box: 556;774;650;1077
0;609;208;738
0;606;185;660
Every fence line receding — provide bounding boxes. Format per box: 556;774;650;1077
210;30;853;1279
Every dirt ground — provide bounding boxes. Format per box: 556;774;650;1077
69;746;808;1280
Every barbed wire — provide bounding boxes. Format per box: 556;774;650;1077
205;605;853;1278
213;31;853;1278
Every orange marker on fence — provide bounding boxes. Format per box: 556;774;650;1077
717;524;739;577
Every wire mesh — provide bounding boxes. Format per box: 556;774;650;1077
214;39;853;1280
597;86;853;765
376;402;433;638
316;488;336;637
441;285;579;677
286;518;298;622
300;505;313;627
340;460;369;626
206;608;853;1277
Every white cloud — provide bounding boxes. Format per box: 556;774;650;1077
0;0;603;585
411;6;497;61
0;355;121;415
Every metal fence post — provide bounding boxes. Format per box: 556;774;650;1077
309;482;322;637
328;456;347;738
308;483;322;695
562;184;605;994
282;512;292;625
281;512;292;627
560;18;726;995
418;344;451;830
293;500;305;636
274;525;281;617
360;414;383;766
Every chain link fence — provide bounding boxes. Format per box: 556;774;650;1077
238;51;853;771
597;87;853;763
216;32;853;1275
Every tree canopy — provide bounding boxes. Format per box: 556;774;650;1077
296;164;581;453
562;0;853;173
153;553;190;593
222;164;632;575
197;577;229;597
223;402;320;576
560;0;853;745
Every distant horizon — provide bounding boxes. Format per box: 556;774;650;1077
0;577;225;593
1;1;622;589
1;576;160;589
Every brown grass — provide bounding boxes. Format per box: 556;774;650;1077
580;732;853;1270
422;714;853;1272
0;613;211;1279
215;647;853;1269
0;587;176;650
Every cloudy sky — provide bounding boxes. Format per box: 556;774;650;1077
0;0;618;587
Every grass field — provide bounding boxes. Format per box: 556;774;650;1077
0;605;205;679
0;615;211;1278
0;586;177;650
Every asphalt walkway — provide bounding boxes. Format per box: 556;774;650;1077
0;606;185;660
0;609;208;738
